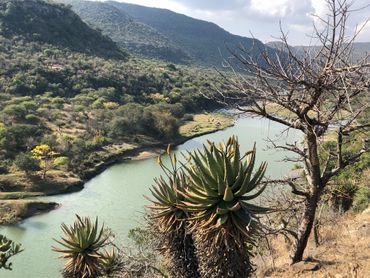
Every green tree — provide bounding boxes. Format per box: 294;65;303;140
14;153;39;175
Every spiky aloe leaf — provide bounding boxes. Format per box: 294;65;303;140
52;215;109;278
146;150;188;232
180;136;269;249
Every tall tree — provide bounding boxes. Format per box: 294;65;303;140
216;0;370;263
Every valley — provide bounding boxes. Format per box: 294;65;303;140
0;0;369;277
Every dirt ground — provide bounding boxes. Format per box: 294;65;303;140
255;207;370;278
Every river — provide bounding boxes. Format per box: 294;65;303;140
0;116;301;277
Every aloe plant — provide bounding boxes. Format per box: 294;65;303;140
100;248;122;276
147;145;200;278
53;215;109;278
181;136;268;277
0;234;23;270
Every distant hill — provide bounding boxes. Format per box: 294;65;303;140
108;1;273;67
59;0;190;63
0;0;127;59
267;40;370;61
54;0;273;67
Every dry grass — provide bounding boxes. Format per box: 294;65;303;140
179;113;234;138
0;170;82;196
255;208;370;277
0;199;58;224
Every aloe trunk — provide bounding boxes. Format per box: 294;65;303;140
193;230;253;278
148;148;200;278
158;225;200;278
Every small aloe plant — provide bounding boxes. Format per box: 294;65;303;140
53;215;110;278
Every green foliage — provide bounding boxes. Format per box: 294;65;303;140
53;156;70;170
181;137;268;243
0;234;23;271
128;227;155;249
147;148;200;278
147;148;186;232
14;152;39;174
353;185;370;212
0;0;127;59
320;135;370;212
147;137;269;277
65;0;273;67
60;0;189;63
0;0;225;180
53;215;112;278
176;137;268;277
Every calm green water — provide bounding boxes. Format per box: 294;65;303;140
0;116;301;277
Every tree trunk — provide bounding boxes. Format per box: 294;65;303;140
42;169;46;180
290;190;320;263
291;131;323;264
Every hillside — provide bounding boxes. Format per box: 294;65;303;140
0;0;126;59
108;1;274;67
59;0;191;63
0;0;238;229
256;207;370;277
55;0;273;67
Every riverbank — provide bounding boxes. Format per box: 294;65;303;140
0;112;234;224
0;200;58;225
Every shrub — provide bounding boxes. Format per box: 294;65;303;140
14;152;40;174
53;156;70;170
353;185;370;212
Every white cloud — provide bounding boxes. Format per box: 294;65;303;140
250;0;294;17
97;0;370;45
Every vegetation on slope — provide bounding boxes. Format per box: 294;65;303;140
108;0;277;67
59;0;191;64
0;0;127;59
52;0;275;67
0;0;236;224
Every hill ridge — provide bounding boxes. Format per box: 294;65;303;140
0;0;127;59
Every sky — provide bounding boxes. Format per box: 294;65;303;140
95;0;370;45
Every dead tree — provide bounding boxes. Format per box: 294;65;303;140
216;0;370;264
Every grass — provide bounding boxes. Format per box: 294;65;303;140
0;192;43;200
0;170;82;195
0;199;58;224
179;112;234;138
255;208;370;277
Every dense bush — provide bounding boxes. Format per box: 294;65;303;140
0;33;225;175
14;152;40;174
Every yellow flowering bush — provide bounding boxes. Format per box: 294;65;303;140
31;144;59;179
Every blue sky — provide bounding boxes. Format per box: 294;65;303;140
94;0;370;45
